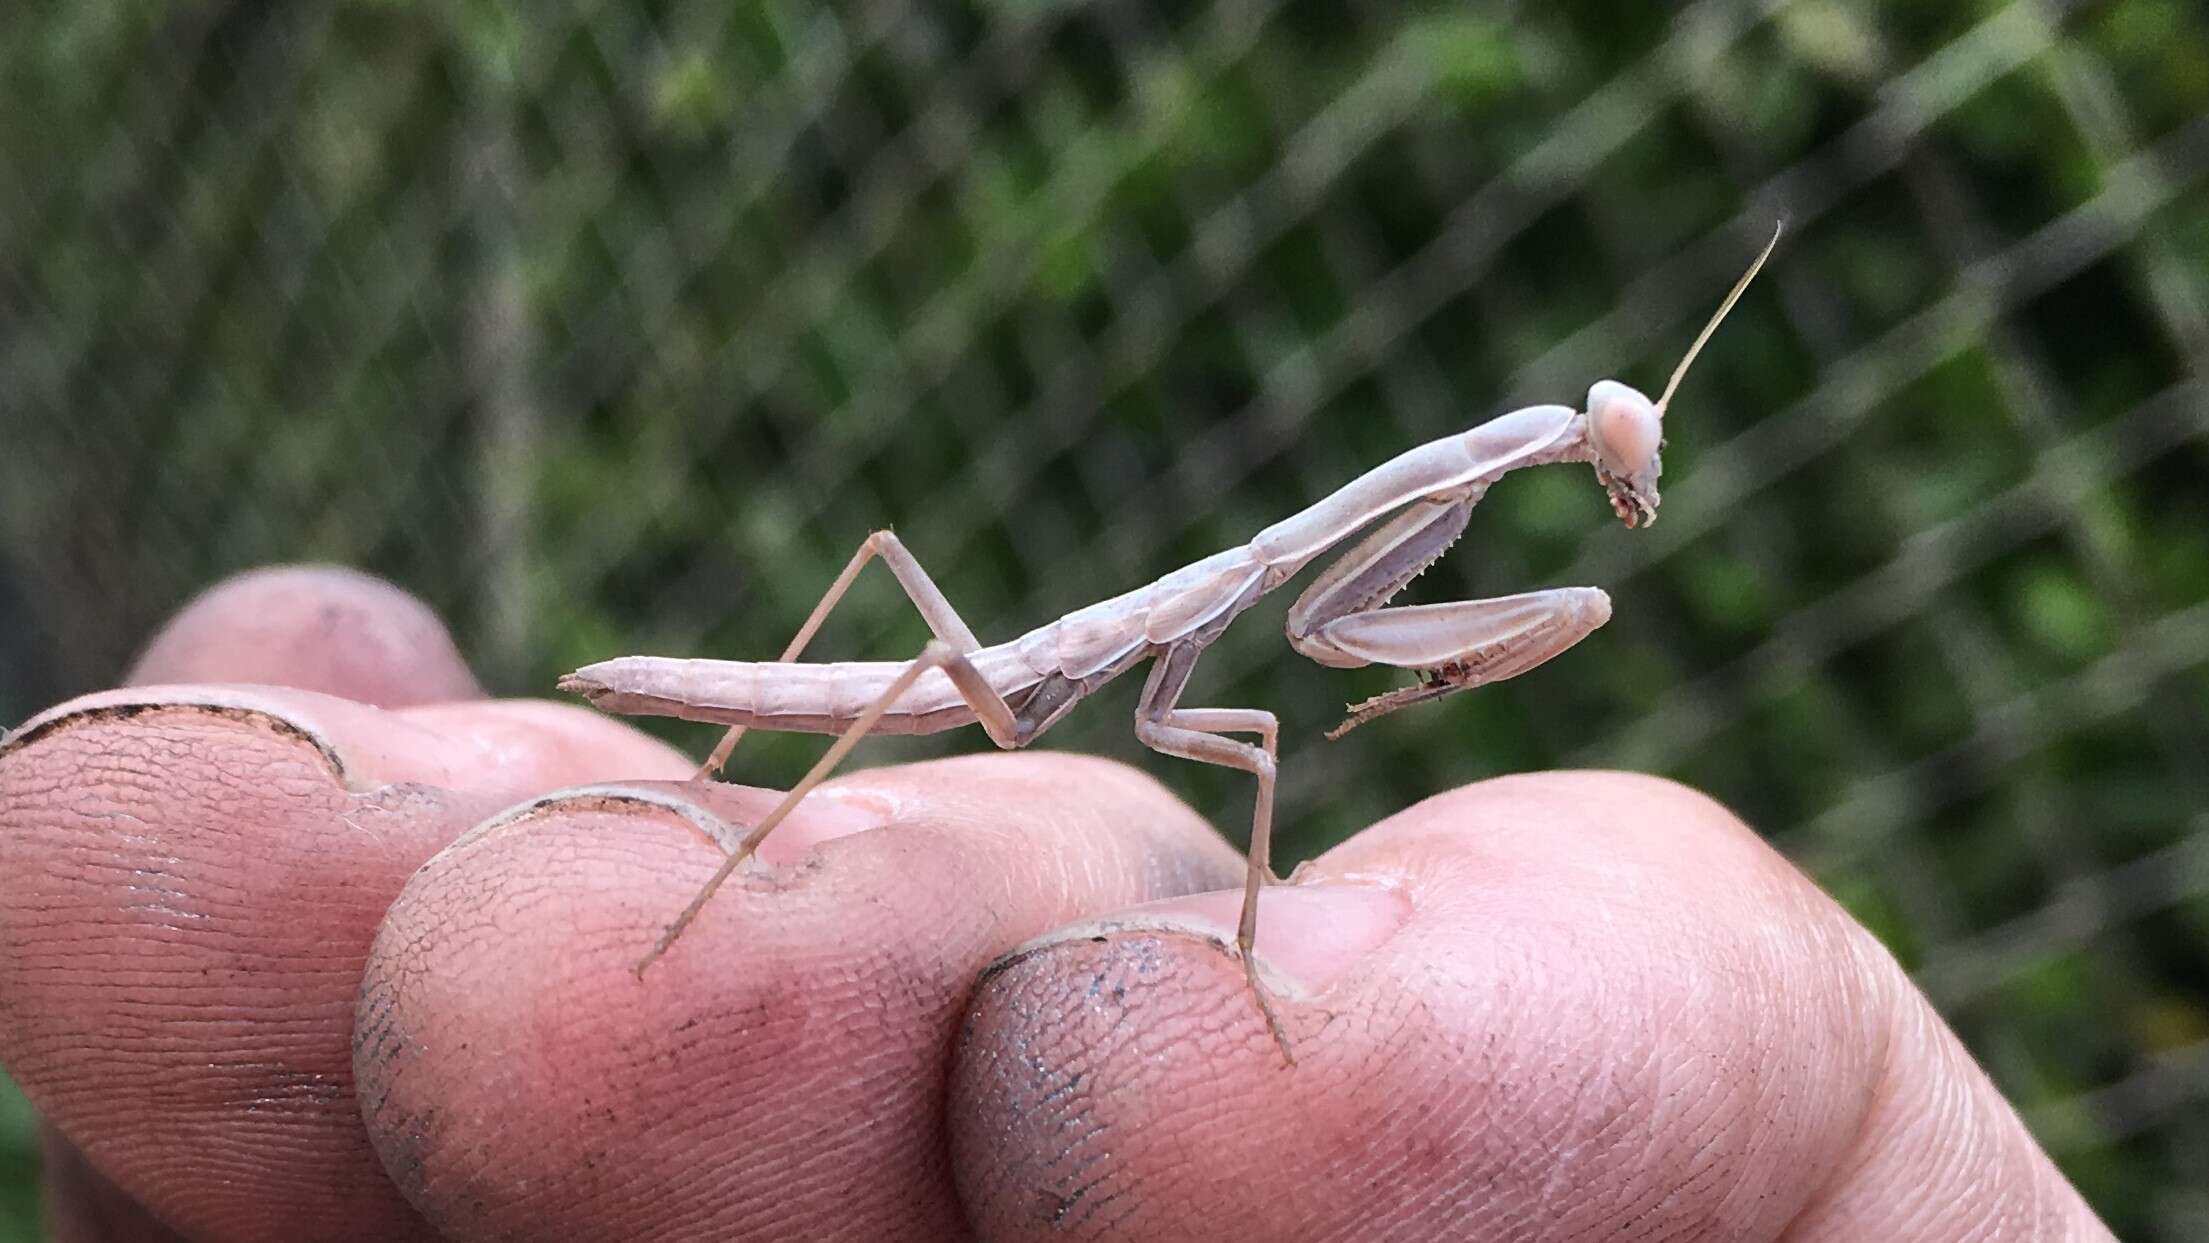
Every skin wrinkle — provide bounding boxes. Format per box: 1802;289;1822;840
1494;957;1674;1231
1656;961;1777;1230
954;936;1165;1229
1483;1027;1624;1236
1782;973;2087;1242
1317;997;1457;1222
1776;937;1920;1241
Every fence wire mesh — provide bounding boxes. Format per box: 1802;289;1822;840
3;0;2207;1234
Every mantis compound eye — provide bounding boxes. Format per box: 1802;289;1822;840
1588;380;1660;474
1585;379;1662;527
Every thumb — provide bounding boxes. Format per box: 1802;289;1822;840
949;772;2110;1241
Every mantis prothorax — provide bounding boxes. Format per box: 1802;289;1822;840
561;224;1780;1064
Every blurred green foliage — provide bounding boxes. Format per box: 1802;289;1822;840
3;0;2208;1236
0;1072;34;1243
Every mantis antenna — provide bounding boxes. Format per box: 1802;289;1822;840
1655;221;1783;415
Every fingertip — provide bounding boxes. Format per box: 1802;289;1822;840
951;927;1331;1240
354;754;1242;1241
0;689;505;1241
127;564;481;705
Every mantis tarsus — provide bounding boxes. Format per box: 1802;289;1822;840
560;225;1780;1064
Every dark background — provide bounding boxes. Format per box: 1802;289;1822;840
3;0;2206;1236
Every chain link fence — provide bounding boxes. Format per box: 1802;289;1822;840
3;0;2207;1234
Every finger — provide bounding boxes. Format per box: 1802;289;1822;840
950;772;2110;1242
351;752;1245;1243
0;687;693;1243
127;564;482;705
19;565;493;1242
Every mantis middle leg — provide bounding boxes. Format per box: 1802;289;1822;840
698;529;990;780
1131;644;1295;1064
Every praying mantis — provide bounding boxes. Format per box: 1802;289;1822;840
560;226;1780;1063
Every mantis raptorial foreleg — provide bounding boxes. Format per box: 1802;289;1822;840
1130;644;1295;1061
698;529;992;780
1284;489;1615;735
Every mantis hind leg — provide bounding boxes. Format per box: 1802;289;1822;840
1131;645;1295;1066
640;640;1025;974
699;529;991;780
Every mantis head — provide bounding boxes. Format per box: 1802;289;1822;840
1586;222;1782;530
1587;379;1663;528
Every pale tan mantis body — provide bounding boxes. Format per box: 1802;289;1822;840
561;229;1778;1062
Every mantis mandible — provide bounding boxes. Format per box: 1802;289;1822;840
560;226;1780;1064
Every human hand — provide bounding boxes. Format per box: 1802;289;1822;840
0;567;2111;1241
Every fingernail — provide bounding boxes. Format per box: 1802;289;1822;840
449;781;901;865
1016;881;1411;994
751;786;901;861
0;686;446;790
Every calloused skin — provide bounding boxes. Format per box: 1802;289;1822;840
0;567;2111;1242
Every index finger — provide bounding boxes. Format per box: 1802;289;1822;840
348;753;1243;1241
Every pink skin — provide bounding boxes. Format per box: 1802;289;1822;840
0;568;2110;1241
